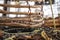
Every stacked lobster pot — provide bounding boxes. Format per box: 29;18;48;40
0;0;44;28
0;0;44;40
0;0;60;40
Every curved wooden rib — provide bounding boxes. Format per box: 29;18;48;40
0;23;30;27
30;22;43;27
0;4;41;8
0;17;43;22
0;23;42;27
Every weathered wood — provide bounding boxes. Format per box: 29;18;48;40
8;0;43;1
0;17;43;23
45;23;60;27
0;23;41;27
44;18;60;27
0;23;30;27
0;0;44;28
0;17;31;21
0;4;42;8
0;10;42;15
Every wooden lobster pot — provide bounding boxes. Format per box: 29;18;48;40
0;0;44;28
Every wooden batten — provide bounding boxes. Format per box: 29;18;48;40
0;4;41;8
44;18;60;27
10;0;40;1
0;0;44;28
45;23;60;27
0;23;30;27
0;23;42;28
0;10;42;15
0;17;31;21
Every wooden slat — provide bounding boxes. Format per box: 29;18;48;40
0;17;31;21
0;23;41;27
0;4;41;8
0;17;43;28
0;23;30;27
0;10;41;15
45;18;60;23
45;23;60;26
44;18;60;26
0;17;43;22
6;0;42;1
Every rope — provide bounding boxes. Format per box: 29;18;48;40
49;0;56;29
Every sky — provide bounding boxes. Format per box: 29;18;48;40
0;0;59;18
